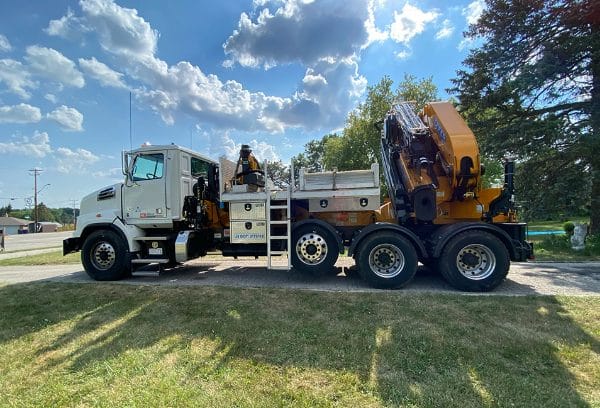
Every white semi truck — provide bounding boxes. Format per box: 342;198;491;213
64;102;533;290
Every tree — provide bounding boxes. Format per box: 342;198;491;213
0;203;12;217
266;160;290;189
294;75;438;173
34;203;55;222
397;74;439;112
451;0;599;231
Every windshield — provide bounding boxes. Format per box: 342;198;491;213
131;153;164;181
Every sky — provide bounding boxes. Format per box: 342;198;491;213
0;0;485;210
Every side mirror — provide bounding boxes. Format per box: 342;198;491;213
122;151;129;176
122;151;138;185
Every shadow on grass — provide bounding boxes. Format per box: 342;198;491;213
0;282;598;406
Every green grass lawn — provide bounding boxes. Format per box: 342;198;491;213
0;283;598;407
0;251;81;266
528;218;589;231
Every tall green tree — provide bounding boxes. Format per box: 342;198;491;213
34;203;55;222
397;74;439;112
451;0;599;231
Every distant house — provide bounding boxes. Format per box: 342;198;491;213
28;221;63;233
0;216;29;235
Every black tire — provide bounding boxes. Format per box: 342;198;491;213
356;232;417;289
291;223;339;276
437;230;509;291
81;230;129;281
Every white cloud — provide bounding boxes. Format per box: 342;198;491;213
210;132;279;162
45;8;90;38
52;0;366;132
278;58;367;128
390;3;439;45
0;34;11;52
0;59;37;99
223;0;371;68
47;105;84;131
0;103;42;124
435;19;454;40
45;93;57;104
365;0;388;45
54;147;100;173
25;45;85;88
80;0;158;59
79;57;127;88
463;0;485;26
0;131;52;158
395;50;412;60
458;37;474;51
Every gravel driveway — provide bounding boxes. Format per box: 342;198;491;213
1;259;599;296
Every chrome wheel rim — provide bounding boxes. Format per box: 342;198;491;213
456;244;496;280
91;241;116;270
368;244;405;278
296;232;328;265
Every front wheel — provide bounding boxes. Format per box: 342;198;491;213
81;230;129;281
437;230;509;291
356;232;417;289
291;224;339;276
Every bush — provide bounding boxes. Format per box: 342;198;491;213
583;234;600;256
539;234;572;252
563;221;575;236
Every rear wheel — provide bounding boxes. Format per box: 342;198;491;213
356;232;417;289
291;224;338;276
81;230;129;281
438;230;509;291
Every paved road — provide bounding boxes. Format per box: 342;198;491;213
1;231;72;252
0;259;599;296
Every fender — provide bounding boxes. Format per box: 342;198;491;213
292;219;344;254
430;222;518;260
347;222;428;259
79;218;143;253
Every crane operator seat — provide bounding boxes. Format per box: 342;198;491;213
234;144;265;189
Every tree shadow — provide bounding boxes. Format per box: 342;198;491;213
0;282;597;406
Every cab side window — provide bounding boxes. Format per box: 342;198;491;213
132;153;164;181
191;157;209;177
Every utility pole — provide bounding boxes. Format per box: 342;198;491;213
29;168;42;233
70;199;78;228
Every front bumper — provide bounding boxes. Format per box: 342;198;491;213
63;237;81;256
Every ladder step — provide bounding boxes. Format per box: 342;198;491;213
269;205;289;209
269;236;289;240
269;220;289;225
134;236;168;241
131;258;170;264
269;250;288;255
268;266;291;270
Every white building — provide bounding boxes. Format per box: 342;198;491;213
0;216;29;235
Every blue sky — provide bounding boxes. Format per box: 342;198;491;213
0;0;485;209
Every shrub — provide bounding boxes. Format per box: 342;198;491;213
563;221;575;236
584;234;600;256
539;234;572;252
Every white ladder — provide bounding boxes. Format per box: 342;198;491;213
266;184;291;270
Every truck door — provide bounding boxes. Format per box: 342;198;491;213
123;151;169;227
